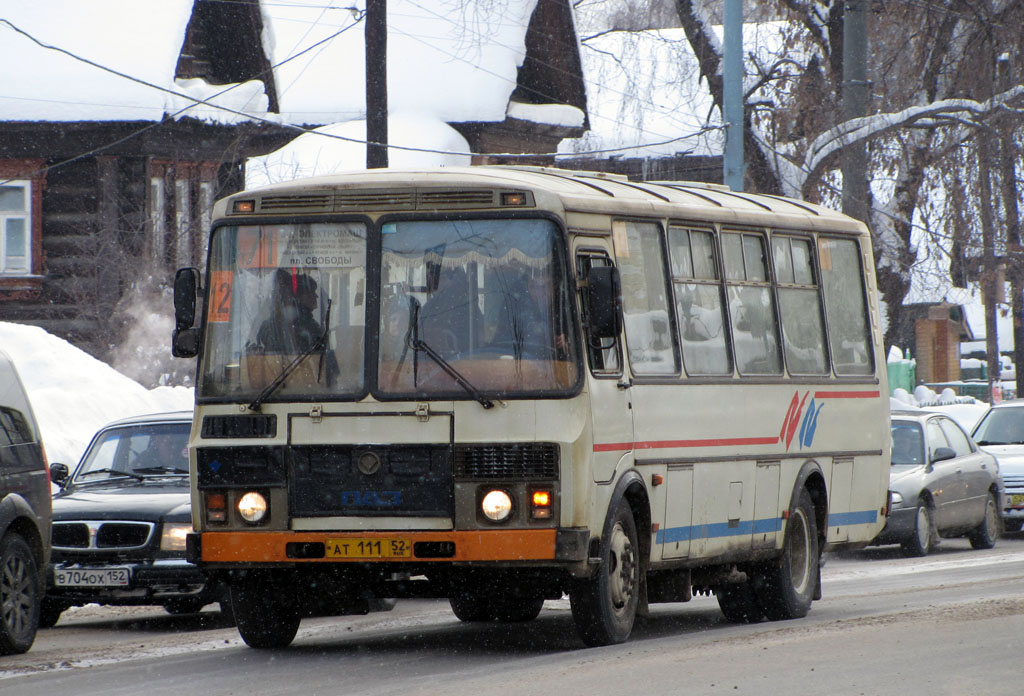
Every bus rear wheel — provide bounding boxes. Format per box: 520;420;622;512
449;592;544;622
716;580;764;623
570;498;639;647
231;573;301;649
754;488;818;621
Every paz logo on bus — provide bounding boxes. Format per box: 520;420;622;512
340;490;403;507
779;390;824;451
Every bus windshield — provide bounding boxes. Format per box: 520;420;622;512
378;218;578;396
199;222;368;400
198;218;578;401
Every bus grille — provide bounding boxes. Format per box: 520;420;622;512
258;193;333;213
454;443;559;480
418;190;495;208
334;191;416;210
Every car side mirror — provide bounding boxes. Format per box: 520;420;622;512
586;265;622;340
931;446;957;464
50;462;69;486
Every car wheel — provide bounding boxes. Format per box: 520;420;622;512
231;572;301;649
569;498;640;646
753;488;819;621
0;533;40;655
901;499;933;557
968;491;1000;549
38;598;66;629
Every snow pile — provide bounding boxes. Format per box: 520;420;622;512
891;385;989;432
0;322;193;466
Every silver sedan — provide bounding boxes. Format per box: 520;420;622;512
873;409;1003;556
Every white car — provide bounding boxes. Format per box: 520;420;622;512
972;400;1024;532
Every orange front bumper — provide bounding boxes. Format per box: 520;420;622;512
200;528;558;564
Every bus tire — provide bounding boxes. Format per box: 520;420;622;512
716;580;764;623
231;574;301;649
754;488;818;621
570;498;640;646
968;491;1000;550
450;592;544;622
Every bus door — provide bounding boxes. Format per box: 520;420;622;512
576;248;631;484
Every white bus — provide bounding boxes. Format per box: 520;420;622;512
172;166;890;648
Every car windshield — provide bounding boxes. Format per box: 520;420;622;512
891;421;924;466
74;423;190;482
972;407;1024;445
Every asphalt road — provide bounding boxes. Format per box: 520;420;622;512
4;534;1024;696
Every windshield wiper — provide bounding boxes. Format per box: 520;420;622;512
248;299;333;412
133;466;189;475
78;468;145;481
407;298;493;410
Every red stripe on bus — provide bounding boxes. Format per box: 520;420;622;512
594;436;779;453
813;390;881;399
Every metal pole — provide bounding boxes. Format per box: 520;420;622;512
722;0;743;191
366;0;388;169
841;0;868;221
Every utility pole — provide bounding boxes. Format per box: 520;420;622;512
996;53;1023;397
365;0;388;169
841;0;869;222
722;0;743;191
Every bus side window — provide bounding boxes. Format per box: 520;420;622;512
722;231;782;375
819;237;873;375
667;227;732;375
576;251;621;374
613;221;679;376
772;236;828;375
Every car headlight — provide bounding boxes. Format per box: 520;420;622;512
481;489;513;522
890;491;904;506
237;491;268;524
160;523;192;552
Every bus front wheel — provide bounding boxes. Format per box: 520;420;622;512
570;498;640;647
754;488;818;621
231;573;301;649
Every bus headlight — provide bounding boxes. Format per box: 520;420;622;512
160;523;192;552
237;491;268;524
481;489;513;522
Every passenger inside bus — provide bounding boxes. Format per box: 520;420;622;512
419;266;482;357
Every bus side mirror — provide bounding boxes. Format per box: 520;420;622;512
174;267;200;330
172;267;202;358
586;265;622;340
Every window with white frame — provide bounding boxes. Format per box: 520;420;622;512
0;180;30;275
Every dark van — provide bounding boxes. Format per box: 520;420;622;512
0;347;50;654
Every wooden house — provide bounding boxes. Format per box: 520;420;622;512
0;0;587;360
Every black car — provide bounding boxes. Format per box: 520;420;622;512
0;348;51;654
44;411;227;626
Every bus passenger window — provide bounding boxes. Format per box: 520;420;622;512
668;227;731;375
614;221;679;376
722;232;781;375
772;236;828;375
819;238;873;375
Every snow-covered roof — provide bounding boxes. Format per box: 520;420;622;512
0;0;555;129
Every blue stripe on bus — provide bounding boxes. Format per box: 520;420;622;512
826;509;878;526
655;509;877;545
